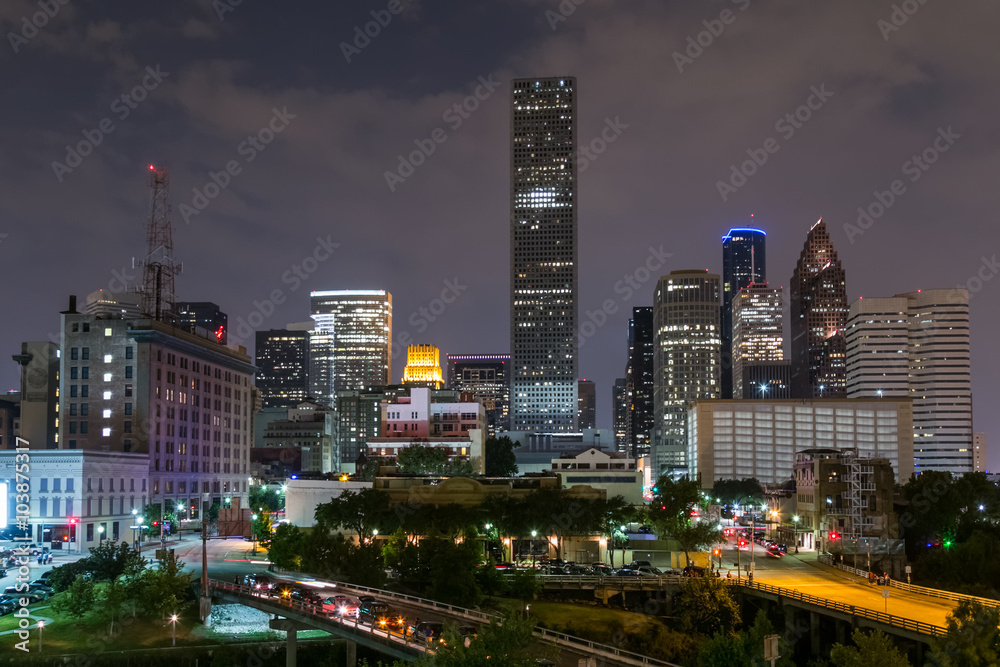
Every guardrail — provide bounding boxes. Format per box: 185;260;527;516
816;554;1000;609
225;577;679;666
725;577;947;637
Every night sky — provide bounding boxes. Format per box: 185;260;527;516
2;1;997;470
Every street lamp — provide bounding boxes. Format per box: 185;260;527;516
769;510;778;541
531;530;538;568
38;621;43;652
169;614;178;647
792;515;800;554
97;525;105;545
758;383;768;398
251;514;258;555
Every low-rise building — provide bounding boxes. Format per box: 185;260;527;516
551;448;643;504
261;400;336;474
793;448;898;554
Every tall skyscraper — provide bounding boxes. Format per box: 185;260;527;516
401;344;444;389
846;289;972;474
309;290;392;403
625;307;654;459
255;329;310;408
613;377;628;452
510;76;578;432
721;228;766;398
790;219;848;398
653;270;721;474
446;354;510;437
577;379;596;430
731;283;784;398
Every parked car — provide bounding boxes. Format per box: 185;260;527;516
322;595;359;618
615;568;639;577
3;586;46;603
409;621;445;642
358;600;392;626
0;596;17;615
241;574;275;595
289;586;322;605
683;565;707;577
591;564;614;576
630;560;652;569
635;566;661;577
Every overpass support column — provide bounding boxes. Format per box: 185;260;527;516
835;619;846;645
810;612;821;656
345;640;356;666
269;618;313;667
286;628;297;667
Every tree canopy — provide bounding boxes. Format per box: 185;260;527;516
484;436;520;477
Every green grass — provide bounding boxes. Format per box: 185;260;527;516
496;598;666;644
0;590;332;657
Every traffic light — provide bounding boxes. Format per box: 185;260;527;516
712;548;721;557
829;531;839;541
739;539;746;548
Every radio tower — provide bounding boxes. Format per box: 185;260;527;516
139;164;182;323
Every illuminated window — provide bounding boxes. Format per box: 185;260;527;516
103;391;112;400
102;427;111;437
104;354;113;363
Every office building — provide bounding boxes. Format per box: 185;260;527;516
687;398;914;486
577;379;596;430
260;399;336;474
446;354;510;437
58;295;255;517
722;228;767;399
0;396;16;450
653;270;721;474
740;361;791;399
309;290;392;403
401;344;444;389
974;433;986;473
625;307;654;459
11;340;60;450
85;290;143;319
503;428;613;474
552;448;643;504
0;449;149;551
510;76;578;432
175;302;228;344
790;219;848;399
255;329;310;409
846;289;973;474
613;377;628;452
732;283;784;398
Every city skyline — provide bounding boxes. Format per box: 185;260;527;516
2;2;998;470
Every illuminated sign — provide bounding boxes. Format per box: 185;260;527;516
215;325;225;344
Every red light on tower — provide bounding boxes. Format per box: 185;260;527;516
149;164;155;171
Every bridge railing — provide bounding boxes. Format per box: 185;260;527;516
226;577;679;666
816;554;1000;609
725;578;948;637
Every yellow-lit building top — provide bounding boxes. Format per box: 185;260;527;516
402;344;444;389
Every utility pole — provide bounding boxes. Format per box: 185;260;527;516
200;520;211;623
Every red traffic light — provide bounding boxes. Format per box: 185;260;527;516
829;531;839;540
739;540;746;547
153;521;159;526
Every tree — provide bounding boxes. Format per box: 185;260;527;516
314;487;394;542
249;485;282;514
46;560;90;593
253;512;274;550
700;610;795;667
484;436;520;477
138;551;192;618
416;611;555;667
711;478;764;507
54;574;96;618
98;577;129;634
86;539;147;582
929;600;1000;667
673;576;740;636
598;496;639;567
647;476;722;565
268;522;306;570
831;629;911;667
398;444;449;475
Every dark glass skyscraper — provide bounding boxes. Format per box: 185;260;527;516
255;329;310;408
446;354;510;437
626;307;654;459
721;228;766;398
790;219;848;398
577;379;596;429
175;301;228;343
510;76;578;431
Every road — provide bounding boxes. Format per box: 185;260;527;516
719;542;958;629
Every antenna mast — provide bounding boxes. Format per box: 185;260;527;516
139;165;182;324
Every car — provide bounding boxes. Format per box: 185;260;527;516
635;566;661;577
564;564;591;575
322;595;359;618
630;560;652;569
683;565;707;577
765;548;783;559
409;621;445;642
358;601;392;626
3;586;46;603
289;586;322;605
0;596;18;615
615;568;639;577
591;564;614;576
